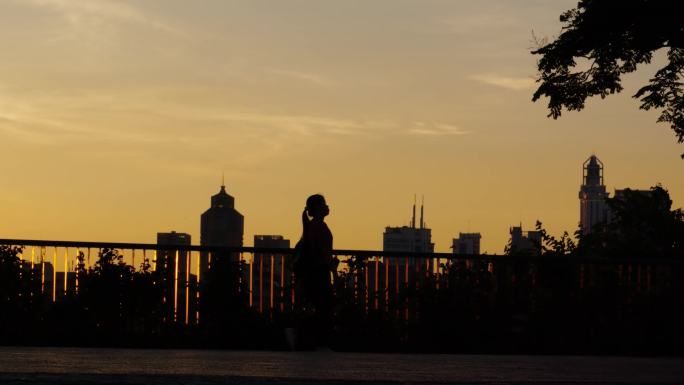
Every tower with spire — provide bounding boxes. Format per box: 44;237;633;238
200;181;244;274
579;155;609;234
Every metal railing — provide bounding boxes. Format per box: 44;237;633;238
2;238;682;321
2;238;684;351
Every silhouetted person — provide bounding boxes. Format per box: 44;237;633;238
294;194;338;348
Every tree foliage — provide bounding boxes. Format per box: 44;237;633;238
532;0;684;157
576;185;684;257
524;186;683;259
534;221;576;257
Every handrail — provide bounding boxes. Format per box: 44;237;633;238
1;238;683;265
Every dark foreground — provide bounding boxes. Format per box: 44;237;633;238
1;347;684;385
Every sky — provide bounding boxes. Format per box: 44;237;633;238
1;0;682;255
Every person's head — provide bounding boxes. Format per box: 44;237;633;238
305;194;329;220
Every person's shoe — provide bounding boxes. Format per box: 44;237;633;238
284;328;297;351
314;345;334;353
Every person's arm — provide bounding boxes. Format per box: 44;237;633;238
324;226;338;279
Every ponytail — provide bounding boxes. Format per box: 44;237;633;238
301;208;310;238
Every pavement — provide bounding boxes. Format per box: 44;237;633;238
1;347;683;384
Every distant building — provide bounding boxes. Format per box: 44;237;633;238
379;199;435;300
508;225;541;255
609;188;652;221
579;155;610;234
54;271;77;299
20;260;56;300
156;231;191;275
452;233;481;255
579;155;653;234
156;231;195;324
613;188;652;200
383;199;434;253
251;235;291;313
200;183;244;276
383;226;434;253
254;235;291;249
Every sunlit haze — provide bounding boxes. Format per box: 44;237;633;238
1;0;682;254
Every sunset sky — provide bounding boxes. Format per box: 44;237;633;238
1;0;682;254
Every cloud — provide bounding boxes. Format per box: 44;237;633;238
0;85;472;159
268;68;335;87
198;111;395;139
408;122;471;136
0;88;385;147
17;0;177;33
439;13;522;36
468;73;535;91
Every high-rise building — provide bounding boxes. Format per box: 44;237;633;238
579;155;610;234
156;231;191;275
200;183;244;276
380;198;436;303
156;231;195;324
251;235;291;313
452;232;482;255
383;198;434;253
254;235;290;250
508;225;542;255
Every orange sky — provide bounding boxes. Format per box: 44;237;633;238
1;0;682;255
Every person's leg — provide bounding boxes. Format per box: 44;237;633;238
311;272;334;346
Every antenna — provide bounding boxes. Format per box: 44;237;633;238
412;194;416;229
420;195;424;229
221;171;225;188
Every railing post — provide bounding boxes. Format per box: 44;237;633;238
395;257;400;318
185;249;190;325
374;256;379;310
52;247;57;302
364;256;369;313
270;254;274;313
249;253;254;308
384;256;389;313
40;246;46;295
18;247;24;284
174;249;179;323
434;256;439;290
75;248;79;294
280;255;285;313
259;252;264;314
196;250;201;325
63;247;68;297
404;256;409;321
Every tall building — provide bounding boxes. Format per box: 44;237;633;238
508;225;542;255
200;183;244;275
579;155;610;234
156;231;195;324
254;235;290;249
251;235;291;313
156;231;191;275
452;232;482;255
383;198;434;253
380;199;436;305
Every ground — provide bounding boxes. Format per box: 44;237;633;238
1;347;683;384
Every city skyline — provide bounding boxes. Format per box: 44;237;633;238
1;1;683;253
4;151;677;256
